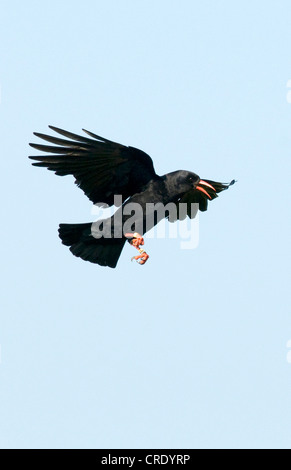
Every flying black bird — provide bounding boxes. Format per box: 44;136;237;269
29;126;235;268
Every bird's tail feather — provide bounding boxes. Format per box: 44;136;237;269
58;223;125;268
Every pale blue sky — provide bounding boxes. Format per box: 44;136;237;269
1;0;291;449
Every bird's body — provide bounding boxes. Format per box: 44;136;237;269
29;126;235;268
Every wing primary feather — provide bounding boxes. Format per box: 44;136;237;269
48;125;97;144
33;132;94;148
29;143;90;154
82;128;119;144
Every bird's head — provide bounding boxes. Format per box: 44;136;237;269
165;170;218;198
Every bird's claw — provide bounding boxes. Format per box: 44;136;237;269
125;232;149;265
131;251;150;265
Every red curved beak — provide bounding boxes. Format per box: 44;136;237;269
196;180;216;200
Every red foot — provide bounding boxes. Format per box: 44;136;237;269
125;232;149;265
131;251;150;265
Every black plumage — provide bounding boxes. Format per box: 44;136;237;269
29;126;235;268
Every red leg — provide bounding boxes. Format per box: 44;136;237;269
125;233;150;265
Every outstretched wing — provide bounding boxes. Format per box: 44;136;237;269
29;126;159;206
